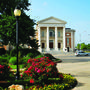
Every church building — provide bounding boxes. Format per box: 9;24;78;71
36;16;75;52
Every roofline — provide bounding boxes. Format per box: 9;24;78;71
37;16;67;24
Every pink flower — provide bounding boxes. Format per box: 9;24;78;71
35;67;38;71
27;59;32;63
43;68;45;71
28;66;33;71
32;62;36;66
37;69;42;73
0;65;4;69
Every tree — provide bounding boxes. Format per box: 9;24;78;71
0;0;39;49
81;43;87;50
0;0;30;16
87;44;90;49
77;44;80;50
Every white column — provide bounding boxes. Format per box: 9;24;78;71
63;27;66;52
55;27;58;50
71;32;74;51
38;27;42;52
46;27;50;51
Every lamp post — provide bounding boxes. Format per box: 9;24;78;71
14;5;21;80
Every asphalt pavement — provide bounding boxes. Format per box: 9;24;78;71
52;52;90;90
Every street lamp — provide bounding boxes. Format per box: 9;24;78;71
14;5;21;80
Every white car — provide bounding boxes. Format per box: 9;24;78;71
75;51;88;56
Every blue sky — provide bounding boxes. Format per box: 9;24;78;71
26;0;90;46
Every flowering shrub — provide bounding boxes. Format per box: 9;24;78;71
22;57;63;84
25;74;77;90
0;64;14;81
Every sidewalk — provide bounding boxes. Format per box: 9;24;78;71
56;62;90;90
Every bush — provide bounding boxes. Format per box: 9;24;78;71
20;56;30;66
0;64;14;81
26;53;34;58
22;57;63;85
35;54;44;59
20;48;40;57
9;57;17;65
9;48;41;57
0;48;6;55
0;56;10;64
44;53;56;60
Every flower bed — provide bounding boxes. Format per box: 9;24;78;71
0;57;77;90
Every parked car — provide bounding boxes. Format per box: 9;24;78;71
75;51;88;56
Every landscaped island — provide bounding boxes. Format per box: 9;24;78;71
0;48;77;90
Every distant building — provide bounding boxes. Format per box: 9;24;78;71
35;16;75;52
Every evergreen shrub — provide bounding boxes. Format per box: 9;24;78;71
9;57;17;65
0;48;6;55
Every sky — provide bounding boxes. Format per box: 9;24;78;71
26;0;90;46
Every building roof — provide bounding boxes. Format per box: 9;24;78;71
37;16;67;24
65;28;75;32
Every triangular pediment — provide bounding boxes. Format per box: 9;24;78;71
37;16;67;24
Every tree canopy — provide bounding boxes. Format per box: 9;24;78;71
77;43;90;50
0;0;30;15
0;0;39;49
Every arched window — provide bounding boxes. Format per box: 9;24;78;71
49;29;55;37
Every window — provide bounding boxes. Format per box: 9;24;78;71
50;31;53;37
41;31;44;37
49;30;55;37
58;31;60;37
49;40;53;42
67;38;69;44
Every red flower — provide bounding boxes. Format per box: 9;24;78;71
30;74;32;76
21;74;23;78
47;69;49;73
28;66;33;71
36;85;40;88
8;66;10;69
59;74;64;79
30;79;34;83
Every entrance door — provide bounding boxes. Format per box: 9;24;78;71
67;47;69;52
42;43;45;48
49;40;53;49
58;43;61;49
49;42;53;49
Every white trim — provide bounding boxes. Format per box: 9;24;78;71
46;27;50;51
55;27;58;50
63;27;66;51
38;27;42;52
38;24;65;27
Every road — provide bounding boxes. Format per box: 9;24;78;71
53;53;90;90
55;55;90;63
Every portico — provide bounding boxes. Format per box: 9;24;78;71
36;16;75;52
